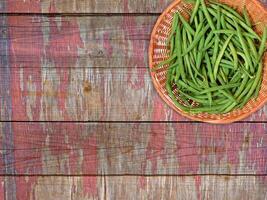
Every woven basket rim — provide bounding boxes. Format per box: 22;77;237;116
149;0;267;124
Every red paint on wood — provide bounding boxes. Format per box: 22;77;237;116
8;15;43;120
0;177;4;200
46;1;83;120
82;136;97;195
173;122;199;174
246;124;267;174
103;33;113;58
123;0;146;90
47;123;98;195
144;95;167;172
8;1;45;199
195;176;202;200
138;176;146;189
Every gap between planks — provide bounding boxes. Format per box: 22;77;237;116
0;13;161;17
0;121;267;123
1;174;267;177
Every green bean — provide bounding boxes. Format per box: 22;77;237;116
188;104;228;114
221;59;234;66
230;71;241;83
186;80;202;92
204;31;215;47
166;78;190;111
207;4;260;40
214;34;233;80
243;7;251;28
175;67;181;82
196;37;205;70
175;19;186;81
221;14;226;29
234;21;255;74
223;35;242;51
237;78;254;101
234;76;249;98
216;6;221;29
178;13;195;36
188;56;205;79
254;79;262;99
222;67;230;76
203;98;229;106
182;28;197;84
213;29;258;39
212;35;220;65
200;82;240;94
202;38;215;52
236;52;255;79
219;90;237;102
223;9;261;40
205;54;215;83
182;24;210;56
221;101;237;113
258;27;267;61
200;0;216;30
211;6;221;66
201;66;212;105
195;19;205;36
167;61;179;71
186;29;193;43
228;42;238;70
190;0;201;24
219;63;235;70
170;36;175;54
240;61;263;107
171;68;176;83
178;80;200;94
178;90;207;104
198;8;204;22
210;2;244;21
152;54;177;71
247;37;258;60
239;63;254;79
167;13;178;44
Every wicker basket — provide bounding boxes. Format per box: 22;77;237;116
149;0;267;124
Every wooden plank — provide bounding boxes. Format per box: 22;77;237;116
2;0;267;14
5;16;155;69
3;0;173;13
0;2;17;198
2;175;267;200
2;67;267;121
1;122;267;175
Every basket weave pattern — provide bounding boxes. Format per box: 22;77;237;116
149;0;267;123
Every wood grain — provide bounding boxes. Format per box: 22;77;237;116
2;0;173;14
1;176;267;200
0;122;266;175
4;16;155;69
2;0;267;14
3;67;267;121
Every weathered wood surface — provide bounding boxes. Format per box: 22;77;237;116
2;67;267;121
0;15;267;121
1;0;267;199
1;176;267;200
1;0;173;13
0;122;266;175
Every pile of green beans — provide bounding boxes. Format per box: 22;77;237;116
154;0;267;114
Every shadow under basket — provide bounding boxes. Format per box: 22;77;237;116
149;0;267;124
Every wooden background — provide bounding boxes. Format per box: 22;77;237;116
0;0;267;199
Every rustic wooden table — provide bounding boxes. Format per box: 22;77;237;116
0;0;267;199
